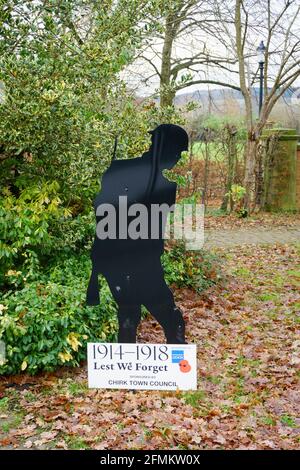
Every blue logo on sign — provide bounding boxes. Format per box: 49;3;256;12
172;350;184;363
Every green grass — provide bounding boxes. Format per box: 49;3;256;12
0;397;9;411
23;391;36;402
280;414;297;428
232;266;252;279
207;375;222;385
1;422;10;433
141;425;152;438
192;141;244;162
258;292;280;303
66;381;88;396
205;208;227;217
261;416;276;426
287;269;300;287
1;412;24;433
65;436;89;450
183;390;206;408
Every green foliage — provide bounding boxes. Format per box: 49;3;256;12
0;55;153;201
225;184;248;217
0;181;72;281
163;150;190;186
201;115;247;139
48;211;95;254
0;1;172;203
226;184;246;203
0;1;222;377
0;254;118;375
0;243;222;375
191;115;247;164
162;242;222;293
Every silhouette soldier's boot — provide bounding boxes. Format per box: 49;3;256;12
165;307;187;344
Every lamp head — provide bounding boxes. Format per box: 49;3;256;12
257;40;266;64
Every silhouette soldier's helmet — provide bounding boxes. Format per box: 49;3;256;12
147;123;189;170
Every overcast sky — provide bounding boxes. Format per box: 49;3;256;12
122;0;300;99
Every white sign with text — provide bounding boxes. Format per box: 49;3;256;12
88;343;197;391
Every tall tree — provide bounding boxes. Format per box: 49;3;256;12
127;0;241;107
218;0;300;211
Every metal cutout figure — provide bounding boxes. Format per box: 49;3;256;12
86;124;189;344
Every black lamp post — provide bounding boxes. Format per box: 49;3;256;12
256;40;266;116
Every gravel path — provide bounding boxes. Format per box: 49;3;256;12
204;225;300;248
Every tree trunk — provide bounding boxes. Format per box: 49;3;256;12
201;138;210;207
160;14;176;108
243;137;258;212
221;127;237;212
254;140;265;210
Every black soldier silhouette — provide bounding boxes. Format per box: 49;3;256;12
86;123;189;344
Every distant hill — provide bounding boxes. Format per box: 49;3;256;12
174;87;299;106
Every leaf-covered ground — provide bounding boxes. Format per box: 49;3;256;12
0;243;299;450
204;211;300;230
